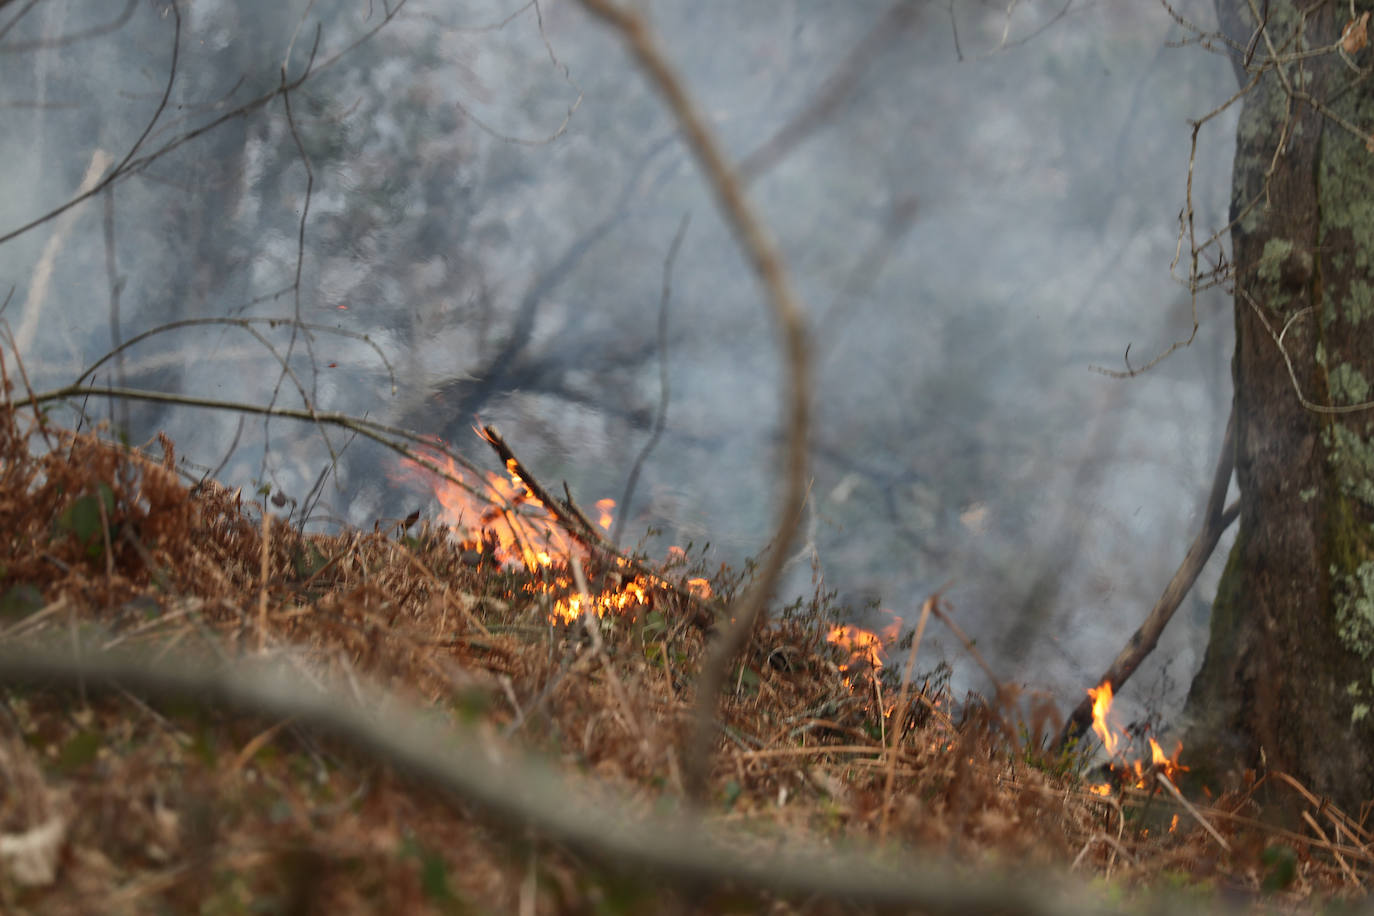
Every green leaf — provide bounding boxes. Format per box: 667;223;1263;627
55;484;116;558
57;496;100;543
400;835;463;909
56;730;101;773
593;872;659;915
451;689;490;723
1261;844;1297;892
642;610;667;638
291;543;329;578
190;724;219;768
0;584;44;620
419;851;454;903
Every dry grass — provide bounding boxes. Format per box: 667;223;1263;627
0;395;1368;914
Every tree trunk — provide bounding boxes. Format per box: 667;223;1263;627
1184;0;1374;810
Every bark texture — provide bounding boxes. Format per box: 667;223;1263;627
1185;0;1374;810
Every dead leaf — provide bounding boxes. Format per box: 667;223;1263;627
1341;12;1369;55
0;815;67;886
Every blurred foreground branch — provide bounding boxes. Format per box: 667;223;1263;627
0;640;1208;916
575;0;811;805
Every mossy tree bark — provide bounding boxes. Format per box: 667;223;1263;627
1184;1;1374;810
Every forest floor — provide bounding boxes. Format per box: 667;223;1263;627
0;398;1367;915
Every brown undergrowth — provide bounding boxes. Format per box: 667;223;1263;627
0;398;1367;913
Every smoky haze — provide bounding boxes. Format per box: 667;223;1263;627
0;0;1237;726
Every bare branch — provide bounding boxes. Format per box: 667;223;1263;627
0;1;407;249
0;0;137;53
738;0;920;183
73;317;397;396
575;0;811;805
1114;1;1374;382
611;213;688;549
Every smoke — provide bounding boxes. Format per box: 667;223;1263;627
0;0;1237;721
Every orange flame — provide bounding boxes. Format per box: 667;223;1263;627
827;624;885;673
1088;682;1119;756
545;574;651;624
1085;680;1188;795
1149;737;1168;766
824;611;904;688
411;450;571;572
397;449;704;625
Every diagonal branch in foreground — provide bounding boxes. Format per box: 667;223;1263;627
0;641;1175;916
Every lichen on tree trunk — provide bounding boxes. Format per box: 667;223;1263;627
1184;0;1374;810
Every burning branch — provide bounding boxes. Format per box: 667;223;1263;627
478;425;614;554
1055;407;1237;752
474;425;716;629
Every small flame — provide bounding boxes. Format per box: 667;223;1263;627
1088;682;1119;756
397;449;568;572
1149;737;1168;766
827;625;885;673
397;449;702;625
546;574;651;624
825;611;903;689
1085;680;1189;795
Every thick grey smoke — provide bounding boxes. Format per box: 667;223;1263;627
0;0;1236;724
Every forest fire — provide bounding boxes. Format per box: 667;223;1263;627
1086;680;1187;796
399;447;708;624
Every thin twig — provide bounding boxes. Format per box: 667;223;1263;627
569;554;647;754
879;593;935;841
1155;772;1231;851
612;213;689;549
1301;809;1361;885
738;0;919;182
